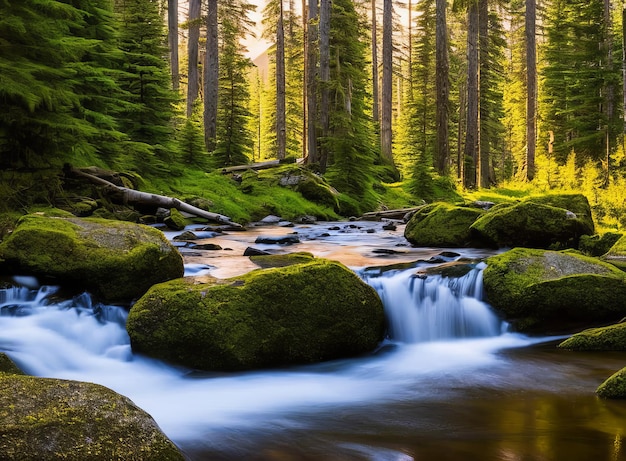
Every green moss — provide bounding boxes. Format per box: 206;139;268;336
558;322;626;351
603;234;626;271
0;375;184;459
163;208;186;231
524;193;594;233
0;215;183;302
127;259;385;371
250;252;315;269
0;354;24;375
597;367;626;399
296;178;339;209
579;232;623;257
404;203;485;247
483;248;626;332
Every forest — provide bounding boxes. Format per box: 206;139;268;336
1;0;626;229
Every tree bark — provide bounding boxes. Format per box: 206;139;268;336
319;0;331;171
204;0;219;152
167;0;179;91
371;0;379;124
525;0;536;181
186;0;201;117
463;0;479;189
435;0;449;174
381;0;393;163
68;168;241;228
276;1;287;160
478;0;490;188
302;0;308;159
306;0;319;166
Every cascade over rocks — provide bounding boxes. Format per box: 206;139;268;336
0;214;183;302
482;248;626;333
126;257;385;371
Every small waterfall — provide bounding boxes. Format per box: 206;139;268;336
362;262;504;343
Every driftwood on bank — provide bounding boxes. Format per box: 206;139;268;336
68;167;242;228
220;157;303;174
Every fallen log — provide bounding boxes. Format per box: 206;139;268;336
68;167;242;228
360;205;427;221
220;157;301;174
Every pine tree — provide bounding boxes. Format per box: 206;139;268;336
114;0;179;174
210;0;256;167
0;0;127;168
324;0;378;210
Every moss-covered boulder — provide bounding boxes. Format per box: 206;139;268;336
603;233;626;271
579;232;623;257
597;367;626;399
558;322;626;351
404;203;485;247
127;258;385;371
249;252;315;269
482;248;626;333
470;196;594;249
0;375;183;460
0;215;183;302
525;193;595;233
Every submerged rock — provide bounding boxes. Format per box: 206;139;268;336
482;248;626;333
127;258;385;371
0;374;184;460
404;203;485;247
0;215;183;302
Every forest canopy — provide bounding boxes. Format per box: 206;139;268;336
1;0;626;228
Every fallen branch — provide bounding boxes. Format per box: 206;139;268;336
360;206;426;221
68;167;242;228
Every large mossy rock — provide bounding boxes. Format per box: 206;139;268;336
127;258;385;371
603;234;626;271
404;203;485;247
0;374;184;460
470;194;594;249
482;248;626;333
558;322;626;351
0;215;183;302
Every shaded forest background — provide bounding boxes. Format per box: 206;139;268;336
1;0;626;230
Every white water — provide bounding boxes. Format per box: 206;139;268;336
0;267;540;448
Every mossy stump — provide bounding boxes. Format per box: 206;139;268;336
127;258;385;371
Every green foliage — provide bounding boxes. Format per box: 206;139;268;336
0;0;128;168
114;0;179;175
177;102;208;169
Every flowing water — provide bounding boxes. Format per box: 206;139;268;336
2;221;626;461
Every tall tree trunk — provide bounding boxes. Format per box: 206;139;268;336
407;0;413;96
435;0;449;174
525;0;537;181
319;0;331;171
167;0;179;91
478;0;490;187
381;0;393;163
186;0;201;117
372;0;379;124
464;0;479;189
306;0;319;165
604;0;614;186
204;0;219;152
276;1;287;160
623;6;626;136
302;0;308;159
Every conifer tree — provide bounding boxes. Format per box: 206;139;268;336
0;0;127;168
210;0;256;167
114;0;179;173
324;0;378;210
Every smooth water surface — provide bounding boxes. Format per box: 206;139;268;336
2;221;626;461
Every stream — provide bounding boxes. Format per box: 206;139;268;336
2;220;626;460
